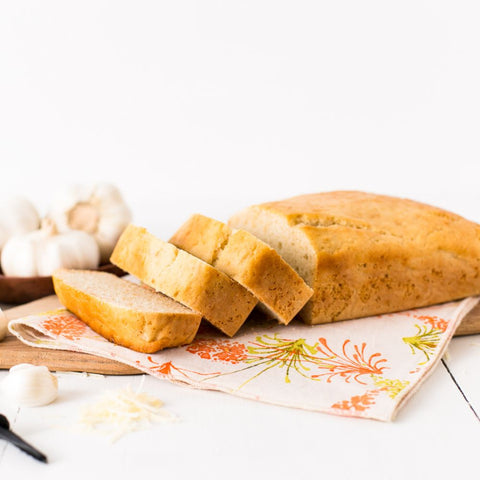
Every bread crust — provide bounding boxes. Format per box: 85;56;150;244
229;191;480;324
53;271;202;353
111;225;257;336
170;214;313;324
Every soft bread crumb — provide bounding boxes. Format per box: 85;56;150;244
110;225;257;336
52;269;202;353
170;214;313;325
55;269;192;313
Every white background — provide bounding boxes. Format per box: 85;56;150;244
1;1;480;479
1;1;480;236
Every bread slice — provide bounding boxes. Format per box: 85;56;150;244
229;191;480;324
52;269;202;353
110;225;257;336
170;214;313;325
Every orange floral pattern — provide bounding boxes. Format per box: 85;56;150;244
41;313;87;341
135;356;220;380
313;338;387;384
193;334;388;388
416;315;448;332
331;390;379;412
186;340;248;364
404;313;449;332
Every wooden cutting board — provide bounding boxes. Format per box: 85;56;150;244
1;296;480;375
0;297;141;375
0;336;141;375
454;304;480;336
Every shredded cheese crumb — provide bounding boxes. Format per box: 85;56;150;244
79;385;177;442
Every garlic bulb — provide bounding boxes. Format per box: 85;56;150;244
1;218;100;277
2;364;58;407
0;196;40;252
48;183;132;263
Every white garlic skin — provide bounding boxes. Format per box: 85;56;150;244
48;183;132;264
1;218;100;277
2;364;58;407
0;196;40;251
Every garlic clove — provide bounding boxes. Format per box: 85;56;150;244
1;220;100;277
2;363;58;407
0;196;40;251
0;233;38;277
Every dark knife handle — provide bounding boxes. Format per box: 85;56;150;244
0;428;48;463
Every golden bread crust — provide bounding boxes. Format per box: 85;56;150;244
170;214;313;324
229;191;480;324
111;225;257;336
52;270;202;353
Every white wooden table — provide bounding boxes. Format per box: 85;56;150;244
0;332;478;478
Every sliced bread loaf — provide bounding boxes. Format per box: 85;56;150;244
110;225;257;336
52;269;202;353
170;214;313;324
229;191;480;324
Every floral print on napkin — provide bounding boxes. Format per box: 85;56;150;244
8;297;478;421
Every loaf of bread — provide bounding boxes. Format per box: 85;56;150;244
170;214;313;324
229;191;480;324
52;269;202;353
110;225;257;336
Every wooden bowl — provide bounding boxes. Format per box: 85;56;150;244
0;264;125;304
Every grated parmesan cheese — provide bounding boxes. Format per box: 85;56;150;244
79;385;177;442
